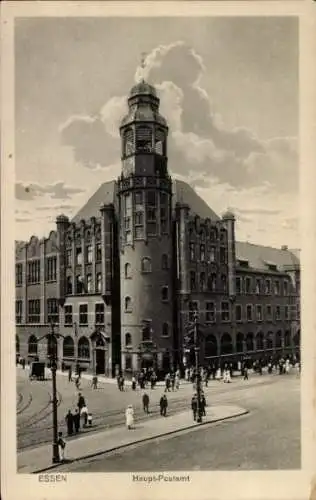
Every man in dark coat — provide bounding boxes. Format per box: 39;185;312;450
191;394;198;421
73;409;80;433
160;394;168;417
200;393;207;416
142;393;150;413
68;366;72;382
65;410;74;436
77;393;86;412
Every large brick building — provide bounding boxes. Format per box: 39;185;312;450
15;80;300;376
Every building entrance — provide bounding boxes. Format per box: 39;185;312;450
95;348;106;375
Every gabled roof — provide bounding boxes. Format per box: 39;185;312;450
235;241;300;272
72;178;220;223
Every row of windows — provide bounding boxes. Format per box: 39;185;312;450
124;191;168;211
16;299;59;324
66;273;102;295
124;286;169;312
124;323;170;347
236;276;291;296
189;244;227;264
190;272;227;292
123;255;169;278
188;226;226;243
123;127;166;156
16;257;58;285
66;243;102;267
188;301;299;323
64;303;105;326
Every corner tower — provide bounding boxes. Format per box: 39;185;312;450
117;79;174;374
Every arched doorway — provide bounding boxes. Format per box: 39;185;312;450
205;334;217;358
16;335;20;354
266;332;274;350
256;332;264;351
275;331;282;349
246;333;254;352
78;336;90;359
221;333;233;355
236;332;244;353
162;352;171;373
284;330;291;348
28;335;38;355
63;336;75;358
95;336;106;375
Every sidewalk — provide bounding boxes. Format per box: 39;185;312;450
17;404;248;474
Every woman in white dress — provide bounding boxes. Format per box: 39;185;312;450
125;404;134;430
215;367;221;381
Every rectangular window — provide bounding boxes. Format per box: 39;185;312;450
66;249;72;267
236;277;242;294
27;260;41;284
95;243;102;262
146;191;156;206
45;256;57;281
47;298;59;324
147;208;156;222
96;273;102;293
256;305;263;322
64;305;73;326
246;305;253;321
205;302;215;323
95;303;105;325
86;245;93;264
274;280;280;296
189;243;195;261
147;222;157;235
135;212;143;225
28;299;40;323
76;247;82;266
265;279;271;295
134;191;143;206
266;304;272;320
285;305;290;320
190;271;196;290
189;301;198;322
200;245;205;262
209;247;216;263
245;277;252;294
275;306;281;320
134;226;144;239
16;264;23;285
79;304;88;325
124;193;132;214
87;274;92;293
283;280;289;296
220;247;226;264
235;304;242;322
221;302;230;322
16;300;22;324
255;279;261;295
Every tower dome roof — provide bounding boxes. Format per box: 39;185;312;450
129;80;157;98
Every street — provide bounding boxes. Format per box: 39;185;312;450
17;368;300;471
51;375;300;472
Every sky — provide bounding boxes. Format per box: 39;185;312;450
15;16;299;248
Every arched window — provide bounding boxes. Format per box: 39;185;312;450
275;331;282;348
200;272;206;291
221;275;227;292
162;323;169;337
141;257;152;273
47;335;57;358
155;129;165;155
125;263;131;279
210;227;218;241
221;333;233;355
63;336;75;358
76;275;83;294
208;274;217;292
266;332;274;349
66;276;72;295
205;334;217;358
125;296;132;312
136;126;152;152
246;333;254;352
161;286;169;302
125;333;132;346
124;128;134;156
16;334;20;354
96;272;102;293
236;332;244;353
28;335;38;355
256;332;264;350
78;336;90;359
161;254;169;270
284;330;291;347
190;271;196;290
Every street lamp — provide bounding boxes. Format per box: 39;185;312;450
38;321;65;463
193;311;203;423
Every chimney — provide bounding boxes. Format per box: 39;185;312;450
281;245;288;251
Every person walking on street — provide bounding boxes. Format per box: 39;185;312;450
160;394;168;416
65;410;74;436
165;373;171;392
125;405;134;430
75;374;80;389
73;409;80;433
175;373;180;390
91;375;98;389
171;373;175;391
57;432;66;461
142;392;150;414
132;375;136;391
201;393;207;416
77;393;86;413
81;404;88;427
191;394;198;421
243;366;249;380
68;367;72;382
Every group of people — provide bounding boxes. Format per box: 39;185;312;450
64;392;92;436
191;392;207;421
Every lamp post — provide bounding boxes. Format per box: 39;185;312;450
38;321;65;463
193;311;203;423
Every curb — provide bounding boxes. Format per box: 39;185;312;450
30;408;249;474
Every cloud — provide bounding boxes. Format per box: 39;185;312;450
37;204;76;212
234;207;282;216
15;182;85;200
59;41;298;195
15;217;32;223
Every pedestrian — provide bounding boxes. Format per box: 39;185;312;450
215;367;221;381
57;432;66;461
200;393;207;416
132;375;136;391
185;367;190;382
75;374;80;389
68;366;72;382
88;413;93;426
175;373;180;390
125;404;134;430
73;409;80;433
91;375;98;389
81;404;88;427
243;366;248;380
22;358;26;370
171;373;175;391
268;361;272;374
65;409;74;436
191;394;198;421
142;392;150;413
160;394;168;417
